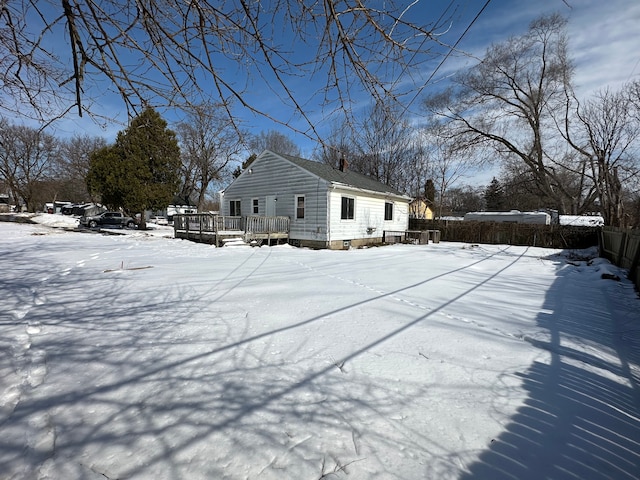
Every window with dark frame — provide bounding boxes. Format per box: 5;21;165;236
341;196;354;220
252;198;259;214
385;202;393;221
229;200;241;216
296;196;305;219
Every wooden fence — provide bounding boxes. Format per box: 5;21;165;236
409;219;599;249
600;227;640;291
408;219;638;291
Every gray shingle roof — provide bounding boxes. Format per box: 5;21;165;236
277;152;408;198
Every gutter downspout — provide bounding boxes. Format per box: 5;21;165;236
327;185;332;247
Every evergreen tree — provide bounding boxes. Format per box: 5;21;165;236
87;108;181;228
424;179;436;209
484;177;506;211
86;146;126;209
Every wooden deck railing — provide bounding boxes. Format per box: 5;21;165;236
174;214;289;235
173;214;242;232
245;215;290;233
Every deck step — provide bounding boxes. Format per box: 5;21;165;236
222;237;249;247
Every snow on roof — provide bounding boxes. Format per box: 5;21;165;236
560;215;604;226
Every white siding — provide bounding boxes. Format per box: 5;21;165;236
222;151;330;241
221;151;410;247
328;188;409;241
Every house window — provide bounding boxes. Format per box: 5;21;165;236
385;202;393;221
229;200;241;216
252;198;259;214
296;195;305;219
341;196;354;220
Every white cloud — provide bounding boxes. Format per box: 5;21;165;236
567;0;640;95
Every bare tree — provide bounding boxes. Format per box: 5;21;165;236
405;130;436;200
428;123;480;218
314;120;358;169
0;1;456;138
424;14;582;215
249;130;300;157
447;184;485;214
316;102;416;192
499;160;548;211
177;104;244;210
317;105;435;197
628;80;640;117
0;118;59;211
562;85;640;226
351;102;414;192
57;134;106;202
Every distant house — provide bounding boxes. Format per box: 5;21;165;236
409;198;434;220
166;195;197;221
220;150;411;249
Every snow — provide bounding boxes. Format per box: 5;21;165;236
1;214;639;480
560;215;605;227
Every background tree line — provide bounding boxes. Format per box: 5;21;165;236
0;105;245;217
1;13;638;226
422;14;640;227
0;105;315;218
311;14;640;226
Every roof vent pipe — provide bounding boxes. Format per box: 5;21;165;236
339;156;348;172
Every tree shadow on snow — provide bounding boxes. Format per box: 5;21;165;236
3;240;640;479
0;242;443;479
460;253;640;480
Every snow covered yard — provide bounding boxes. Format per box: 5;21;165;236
1;217;639;479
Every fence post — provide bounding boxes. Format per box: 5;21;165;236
617;230;628;267
598;228;605;258
628;233;640;285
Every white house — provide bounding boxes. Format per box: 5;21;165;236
220;150;411;249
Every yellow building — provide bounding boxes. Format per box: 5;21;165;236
409;198;434;220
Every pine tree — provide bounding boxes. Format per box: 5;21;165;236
87;108;181;228
484;177;506;211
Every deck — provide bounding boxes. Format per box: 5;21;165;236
173;214;290;246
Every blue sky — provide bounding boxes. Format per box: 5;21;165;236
40;0;640;164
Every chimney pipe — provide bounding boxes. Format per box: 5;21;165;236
339;156;348;172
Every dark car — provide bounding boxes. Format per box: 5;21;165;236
79;211;136;229
61;204;75;215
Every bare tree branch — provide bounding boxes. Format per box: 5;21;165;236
0;0;455;141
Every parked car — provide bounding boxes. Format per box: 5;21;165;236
61;204;75;215
79;211;136;229
149;215;169;225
